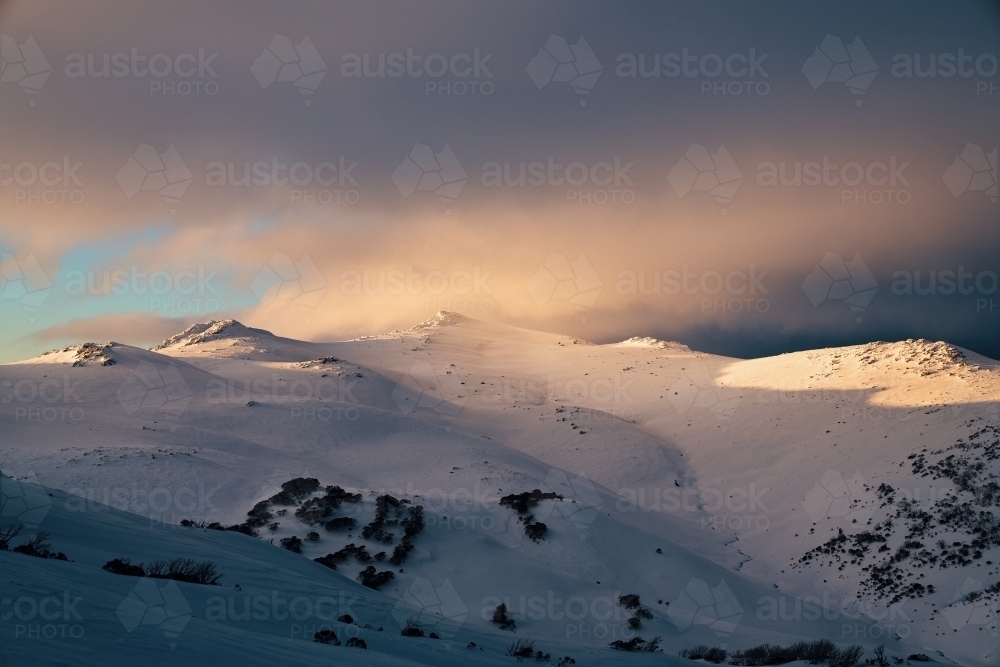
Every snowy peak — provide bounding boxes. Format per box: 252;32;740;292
411;310;468;329
854;338;975;375
615;336;692;352
358;311;472;341
152;319;274;350
28;342;118;366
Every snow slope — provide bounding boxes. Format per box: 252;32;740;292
1;314;996;666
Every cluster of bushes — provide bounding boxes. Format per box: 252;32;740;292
296;485;362;526
103;556;222;585
270;477;322;505
325;516;357;532
678;645;727;663
314;629;341;645
0;527;69;560
389;504;424;566
507;639;549;661
180;519;259;537
196;478;357;537
313;629;367;648
314;543;374;569
617;593;653;629
280;536;303;553
196;480;426;589
679;640;866;666
499;489;561;542
361;494;407;544
357;565;394;590
609;636;661;652
500;490;562;514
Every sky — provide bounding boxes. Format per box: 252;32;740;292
0;0;998;363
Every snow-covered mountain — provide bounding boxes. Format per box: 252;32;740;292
1;314;997;666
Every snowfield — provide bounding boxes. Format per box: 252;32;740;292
1;313;996;666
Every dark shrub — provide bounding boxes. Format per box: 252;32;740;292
400;617;424;637
326;485;362;504
279;536;302;553
800;639;837;664
11;532;68;560
305;531;320;542
361;494;404;543
314;554;338;570
269;477;320;505
345;637;367;648
829;645;864;667
617;593;641;610
389;541;413;566
103;557;145;577
145;558;222;585
338;614;354;624
357;565;394;590
507;639;536;659
524;521;547;541
226;523;258;537
610;636;660;652
245;500;273;527
324;516;357;532
295;486;359;524
313;629;340;645
499;489;561;514
492;602;516;631
0;522;24;550
704;647;727;664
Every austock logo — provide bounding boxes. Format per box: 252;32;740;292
391;578;468;639
392;143;468;213
536;470;602;539
64;47;219;97
667;362;742;422
667;577;743;636
941;577;998;636
251;35;327;105
0;252;52;322
802;35;878;106
391;361;466;422
667;144;743;214
526;252;603;322
943;143;997;204
116;579;192;649
527;35;602;106
801;469;876;526
250;252;328;318
0;474;52;532
801;252;878;323
1;35;52;106
116;143;193;215
116;360;193;421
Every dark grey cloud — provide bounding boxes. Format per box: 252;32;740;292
0;0;997;362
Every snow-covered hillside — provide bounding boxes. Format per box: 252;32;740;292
1;314;996;666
